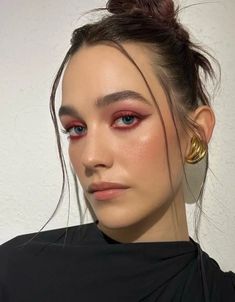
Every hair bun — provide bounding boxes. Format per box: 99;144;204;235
106;0;176;25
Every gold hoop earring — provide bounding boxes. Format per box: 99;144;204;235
185;135;207;164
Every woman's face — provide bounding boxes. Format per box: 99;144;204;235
60;42;188;233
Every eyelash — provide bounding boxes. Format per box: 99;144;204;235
60;112;143;140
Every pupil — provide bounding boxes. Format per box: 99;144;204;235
123;116;133;124
75;126;83;133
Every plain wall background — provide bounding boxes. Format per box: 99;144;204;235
0;0;235;272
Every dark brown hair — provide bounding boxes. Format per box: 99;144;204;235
20;0;220;247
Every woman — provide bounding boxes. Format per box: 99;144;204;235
0;0;234;301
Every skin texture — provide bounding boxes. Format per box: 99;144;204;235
60;42;215;243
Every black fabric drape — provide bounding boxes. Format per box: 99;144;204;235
0;221;234;301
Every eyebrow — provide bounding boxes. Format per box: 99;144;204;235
58;90;152;119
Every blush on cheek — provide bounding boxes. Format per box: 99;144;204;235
124;131;166;168
130;131;176;191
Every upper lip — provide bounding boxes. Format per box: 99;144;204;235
88;181;129;193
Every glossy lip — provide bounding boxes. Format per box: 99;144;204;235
93;188;128;201
87;181;129;193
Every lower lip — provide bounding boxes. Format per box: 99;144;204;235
93;188;128;201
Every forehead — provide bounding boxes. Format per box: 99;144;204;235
60;43;171;122
62;42;161;99
64;42;152;77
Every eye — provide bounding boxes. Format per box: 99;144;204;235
113;112;140;128
60;125;86;140
60;112;143;140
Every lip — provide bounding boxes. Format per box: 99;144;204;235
93;188;128;201
87;181;129;193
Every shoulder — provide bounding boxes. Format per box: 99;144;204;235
0;223;87;268
200;248;235;298
0;221;98;259
222;270;235;300
224;270;235;290
0;221;96;249
0;228;64;249
0;227;69;276
0;223;95;294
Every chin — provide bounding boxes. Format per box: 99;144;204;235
96;211;146;231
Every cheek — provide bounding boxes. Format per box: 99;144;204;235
122;126;184;194
122;131;167;178
122;131;175;211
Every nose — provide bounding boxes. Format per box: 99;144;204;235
80;127;113;171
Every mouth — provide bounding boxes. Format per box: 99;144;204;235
92;188;128;201
88;181;130;194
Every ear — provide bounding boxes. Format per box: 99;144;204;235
188;105;216;143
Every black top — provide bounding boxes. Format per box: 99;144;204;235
0;220;234;302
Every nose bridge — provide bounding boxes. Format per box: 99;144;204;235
81;123;111;168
